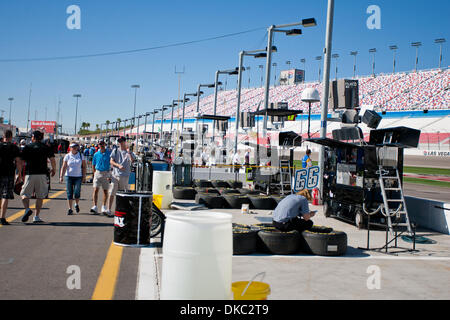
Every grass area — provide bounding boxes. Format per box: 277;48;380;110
403;177;450;188
403;166;450;176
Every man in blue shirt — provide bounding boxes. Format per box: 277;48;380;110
90;140;111;215
302;149;313;168
272;194;316;232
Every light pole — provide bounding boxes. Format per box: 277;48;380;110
235;49;268;154
332;54;339;80
350;51;358;78
411;42;422;72
389;45;398;74
181;93;199;131
369;48;376;76
212;69;235;138
272;63;278;86
300;58;306;81
161;106;170;145
151;110;158;138
131;84;140;126
247;66;251;89
434;38;446;69
258;65;264;87
73;94;81;136
262;18;316;131
8;97;13;130
195;83;217;135
315;56;322;82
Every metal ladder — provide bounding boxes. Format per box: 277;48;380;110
279;159;293;195
378;165;413;235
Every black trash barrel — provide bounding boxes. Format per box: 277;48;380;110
114;191;153;247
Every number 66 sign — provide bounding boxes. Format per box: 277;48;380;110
293;166;320;192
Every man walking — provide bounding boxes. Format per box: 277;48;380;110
0;130;22;225
20;131;56;223
91;140;111;215
107;136;135;216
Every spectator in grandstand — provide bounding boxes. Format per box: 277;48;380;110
107;137;136;217
0;130;23;226
60;143;86;215
20;131;57;224
91;140;111;215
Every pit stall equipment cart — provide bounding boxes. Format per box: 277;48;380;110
307;126;421;253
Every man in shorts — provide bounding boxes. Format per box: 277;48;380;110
107;136;135;216
0;130;22;225
91;140;111;215
20;131;56;223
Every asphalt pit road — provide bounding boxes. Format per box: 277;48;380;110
0;258;14;265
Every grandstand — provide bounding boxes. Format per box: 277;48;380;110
179;67;449;118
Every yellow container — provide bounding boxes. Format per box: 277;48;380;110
232;281;271;300
153;194;164;210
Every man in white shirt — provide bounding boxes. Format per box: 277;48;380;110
232;150;241;173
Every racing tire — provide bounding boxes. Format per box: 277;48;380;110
228;181;243;189
172;187;196;200
219;188;241;195
211;180;231;189
248;195;277;210
271;195;286;204
300;229;347;256
233;229;258;255
223;194;251;209
257;229;300;255
193;179;213;188
237;189;260;196
194;187;220;194
195;192;226;209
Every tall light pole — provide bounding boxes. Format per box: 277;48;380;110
411;42;422;72
300;58;306;81
389;45;398;74
350;51;358;78
212;69;235;139
73;94;81;136
272;63;278;86
332;54;339;80
318;0;335;202
258;65;264;87
262;18;316;131
161;105;170;145
315;56;322;82
434;38;446;69
8;97;14;130
131;84;140;126
235;49;267;154
181;93;198;131
369;48;377;76
195;83;217;134
247;66;251;89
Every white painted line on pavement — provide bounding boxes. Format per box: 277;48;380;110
136;244;160;300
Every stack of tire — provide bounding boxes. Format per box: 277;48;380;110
193;179;213;188
211;180;230;189
222;193;251;209
238;224;347;256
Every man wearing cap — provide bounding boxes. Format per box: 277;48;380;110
91;140;111;215
107;136;136;216
20;131;56;223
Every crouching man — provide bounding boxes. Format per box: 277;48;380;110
272;194;317;232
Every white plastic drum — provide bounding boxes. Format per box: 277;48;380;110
160;211;233;300
152;171;173;209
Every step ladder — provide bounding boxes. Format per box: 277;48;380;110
279;159;293;195
378;166;413;235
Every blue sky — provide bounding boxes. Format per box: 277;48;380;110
0;0;448;132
